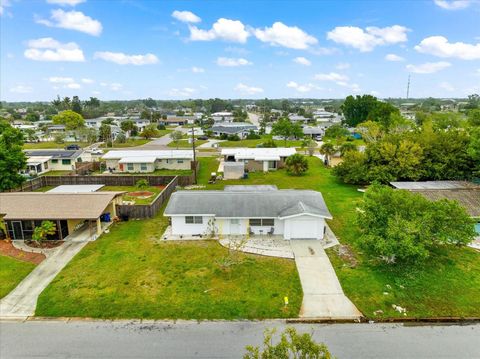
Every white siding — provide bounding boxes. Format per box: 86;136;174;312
216;218;248;235
171;216;214;236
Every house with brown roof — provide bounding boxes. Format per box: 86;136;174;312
0;191;124;241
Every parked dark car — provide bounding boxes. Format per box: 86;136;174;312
65;144;81;150
197;135;209;140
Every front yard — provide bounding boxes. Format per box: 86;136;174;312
23;142;89;149
100;138;151;148
218;137;303;148
36;208;302;319
0;255;36;299
167;139;208;148
197;156;480;318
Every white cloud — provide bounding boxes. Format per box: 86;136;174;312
109;83;123;91
439;81;455;91
433;0;472;10
327;25;409;52
385;53;405;61
36;9;102;36
335;62;350;70
66;82;81;89
293;56;311;66
81;78;94;84
0;0;12;16
286;81;319;93
189;18;249;43
234;83;264;95
94;51;159;65
24;37;85;62
406;61;451;74
216;57;252;67
46;0;86;6
314;72;349;82
48;76;74;83
168;87;196;97
171;10;201;23
254;22;318;49
10;84;33;93
191;66;205;73
414;36;480;60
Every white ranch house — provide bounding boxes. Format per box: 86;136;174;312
221;147;296;172
102;150;194;173
164;185;332;240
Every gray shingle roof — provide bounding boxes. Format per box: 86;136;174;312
165;189;332;219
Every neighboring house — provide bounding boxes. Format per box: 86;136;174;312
164;185;332;240
23;149;84;175
102;150;194;173
160;117;189;126
303;126;324;138
288;114;309;123
221;147;296;172
390;181;480;242
211;122;258;139
211;112;234;123
0;191;124;239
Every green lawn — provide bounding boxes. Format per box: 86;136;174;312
36;208;302;319
101;138;151;148
219;138;303;148
0;255;36;299
23;142;89;149
167;139;208;148
41;170;74;176
197;156;480;318
102;185;164;205
96;169;193;176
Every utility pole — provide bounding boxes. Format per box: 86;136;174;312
406;74;411;99
192;125;197;184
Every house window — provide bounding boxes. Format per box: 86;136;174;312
51;159;58;163
127;163;134;171
249;218;274;226
140;163;147;171
62;159;71;165
166;159;171;164
185;216;203;224
44;162;48;169
177;160;184;164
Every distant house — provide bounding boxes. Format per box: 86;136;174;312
23;149;84;175
102;150;194;173
164;185;332;239
221;147;296;172
0;191;124;239
288;114;309;123
211;122;258;139
303;126;324;138
159;116;194;126
211;111;234;123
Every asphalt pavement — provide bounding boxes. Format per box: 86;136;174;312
1;320;478;358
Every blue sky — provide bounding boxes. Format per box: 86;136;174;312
1;0;479;101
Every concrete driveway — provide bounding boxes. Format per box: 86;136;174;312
0;238;88;319
291;240;362;319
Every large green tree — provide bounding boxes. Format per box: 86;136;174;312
271;118;303;146
357;184;475;265
341;94;379;127
0;121;27;191
285;153;309;176
53;110;85;130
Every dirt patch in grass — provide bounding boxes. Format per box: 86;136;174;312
127;191;154;198
332;244;358;268
0;241;45;264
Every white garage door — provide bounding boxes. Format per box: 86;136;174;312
289;218;319;239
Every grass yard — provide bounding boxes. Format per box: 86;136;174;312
101;138;151;148
98;169;193;176
197;156;480;318
0;255;36;299
36;207;302;319
41;170;74;176
23;142;88;149
102;185;164;205
219;137;303;148
33;185;56;192
167;139;208;148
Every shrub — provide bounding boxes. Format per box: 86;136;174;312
135;179;149;190
285;153;309;176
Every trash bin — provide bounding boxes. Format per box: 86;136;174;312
103;212;111;222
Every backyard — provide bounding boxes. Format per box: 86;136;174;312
36;206;302;319
102;185;165;205
196;156;480;318
218;137;303;148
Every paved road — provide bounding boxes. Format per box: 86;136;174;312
247;112;260;127
291;240;362;319
0;238;88;318
1;320;478;358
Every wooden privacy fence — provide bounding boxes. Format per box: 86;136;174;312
116;176;179;219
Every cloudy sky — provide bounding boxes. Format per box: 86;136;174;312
1;0;479;101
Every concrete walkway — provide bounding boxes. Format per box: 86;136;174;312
291;240;362;320
0;227;96;319
219;236;294;259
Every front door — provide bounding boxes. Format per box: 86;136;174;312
230;219;242;235
11;221;23;240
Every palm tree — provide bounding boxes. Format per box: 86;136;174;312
320;142;336;166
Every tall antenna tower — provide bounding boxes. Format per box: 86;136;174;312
406;74;411;99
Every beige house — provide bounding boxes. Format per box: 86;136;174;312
102;150;194;173
221;148;296;172
0;191;124;240
24;150;84;175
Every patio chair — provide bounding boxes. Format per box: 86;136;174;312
267;227;274;236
